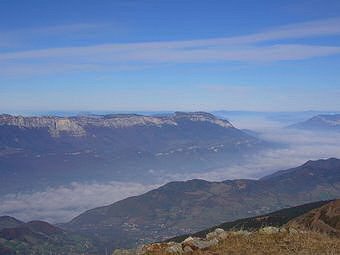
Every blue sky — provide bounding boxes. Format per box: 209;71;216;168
1;0;340;113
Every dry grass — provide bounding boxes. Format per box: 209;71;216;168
141;231;340;255
208;231;340;255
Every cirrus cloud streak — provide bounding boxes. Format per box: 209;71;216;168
1;18;340;76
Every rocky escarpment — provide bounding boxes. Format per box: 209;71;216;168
0;112;233;137
171;112;233;128
0;114;86;137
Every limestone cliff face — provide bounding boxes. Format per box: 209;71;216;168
0;115;86;137
52;118;86;137
75;114;178;128
0;112;234;137
172;112;234;128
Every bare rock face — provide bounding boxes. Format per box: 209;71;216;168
0;112;234;138
165;243;183;254
51;118;86;137
76;114;178;129
206;228;224;240
182;237;219;251
0;115;86;137
136;243;179;255
173;112;233;128
183;246;193;254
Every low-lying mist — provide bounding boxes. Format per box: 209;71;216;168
0;182;159;223
1;116;340;223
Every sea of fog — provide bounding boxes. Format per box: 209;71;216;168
1;112;340;223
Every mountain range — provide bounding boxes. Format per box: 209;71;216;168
63;158;340;250
0;112;268;194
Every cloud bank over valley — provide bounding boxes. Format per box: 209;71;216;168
1;116;340;223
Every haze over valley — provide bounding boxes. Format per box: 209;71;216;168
1;1;340;254
1;112;340;223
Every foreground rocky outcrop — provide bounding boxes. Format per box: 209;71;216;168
113;227;340;255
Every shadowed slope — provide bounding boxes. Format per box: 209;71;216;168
288;199;340;236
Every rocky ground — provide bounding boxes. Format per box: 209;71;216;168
113;227;340;255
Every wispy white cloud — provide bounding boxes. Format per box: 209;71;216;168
0;23;110;49
1;18;340;76
217;18;340;44
2;44;340;63
29;23;104;35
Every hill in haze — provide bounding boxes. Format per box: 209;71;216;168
0;217;98;255
289;114;340;131
0;216;23;231
64;158;340;250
